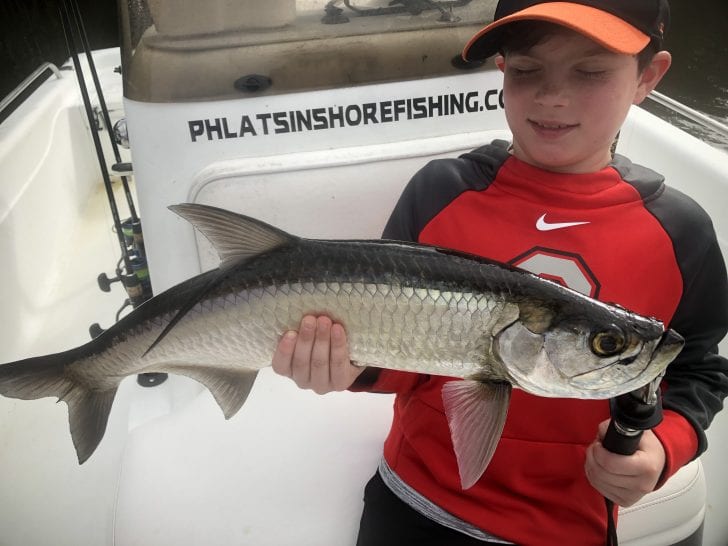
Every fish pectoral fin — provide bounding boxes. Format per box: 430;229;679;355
165;365;259;419
169;203;296;269
441;380;511;490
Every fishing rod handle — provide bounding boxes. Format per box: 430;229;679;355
603;419;642;455
603;379;664;456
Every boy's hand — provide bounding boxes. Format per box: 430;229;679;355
272;315;364;394
584;419;666;507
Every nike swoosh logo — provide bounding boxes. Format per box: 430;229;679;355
536;214;590;231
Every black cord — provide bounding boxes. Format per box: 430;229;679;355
605;498;619;546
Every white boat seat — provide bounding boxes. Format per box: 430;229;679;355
113;369;706;546
618;459;705;546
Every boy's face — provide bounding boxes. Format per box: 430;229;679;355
496;27;671;174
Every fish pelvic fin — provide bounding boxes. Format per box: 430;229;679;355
442;379;511;489
0;352;120;464
169;203;296;269
165;365;259;419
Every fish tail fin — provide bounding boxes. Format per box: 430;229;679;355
0;351;119;464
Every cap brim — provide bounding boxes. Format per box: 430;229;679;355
462;2;650;61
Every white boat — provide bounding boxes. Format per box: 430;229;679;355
1;1;726;544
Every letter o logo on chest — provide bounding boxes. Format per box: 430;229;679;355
510;247;600;298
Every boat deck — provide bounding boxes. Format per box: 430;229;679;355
0;48;727;545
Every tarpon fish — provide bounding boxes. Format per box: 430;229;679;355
0;204;683;488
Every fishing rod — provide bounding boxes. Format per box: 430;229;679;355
60;0;160;386
65;0;147;262
59;0;132;275
601;375;665;546
59;0;154;339
65;0;140;225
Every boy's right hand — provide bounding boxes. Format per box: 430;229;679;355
272;315;365;394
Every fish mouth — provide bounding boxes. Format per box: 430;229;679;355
655;328;684;358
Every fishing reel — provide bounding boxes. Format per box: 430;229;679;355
604;375;664;455
91;220;166;388
96;219;152;307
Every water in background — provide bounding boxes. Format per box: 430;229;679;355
0;0;118;93
1;0;727;144
665;1;728;120
647;0;728;148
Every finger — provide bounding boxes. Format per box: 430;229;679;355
272;330;297;378
329;323;361;390
594;474;642;506
291;315;317;387
596;419;610;440
593;480;637;506
591;440;642;478
585;444;633;504
309;316;333;394
586;458;637;493
586;443;656;506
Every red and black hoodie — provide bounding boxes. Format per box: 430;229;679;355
355;140;728;545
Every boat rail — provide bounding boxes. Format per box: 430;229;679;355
0;62;63;119
647;90;728;142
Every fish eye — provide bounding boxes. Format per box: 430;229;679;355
590;328;627;357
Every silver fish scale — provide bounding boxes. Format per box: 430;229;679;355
133;278;512;381
67;317;168;387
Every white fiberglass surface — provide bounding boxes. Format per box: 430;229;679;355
0;181;135;546
617;105;728;544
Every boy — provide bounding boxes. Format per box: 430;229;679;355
272;1;728;544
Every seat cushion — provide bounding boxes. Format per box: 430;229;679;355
618;458;705;545
113;369;705;545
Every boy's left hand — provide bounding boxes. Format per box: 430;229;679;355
584;419;666;507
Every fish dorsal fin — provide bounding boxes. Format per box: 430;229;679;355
169;203;296;269
442;380;512;489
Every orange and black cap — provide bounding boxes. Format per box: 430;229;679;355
462;0;670;61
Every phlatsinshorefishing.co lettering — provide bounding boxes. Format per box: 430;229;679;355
187;89;504;142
